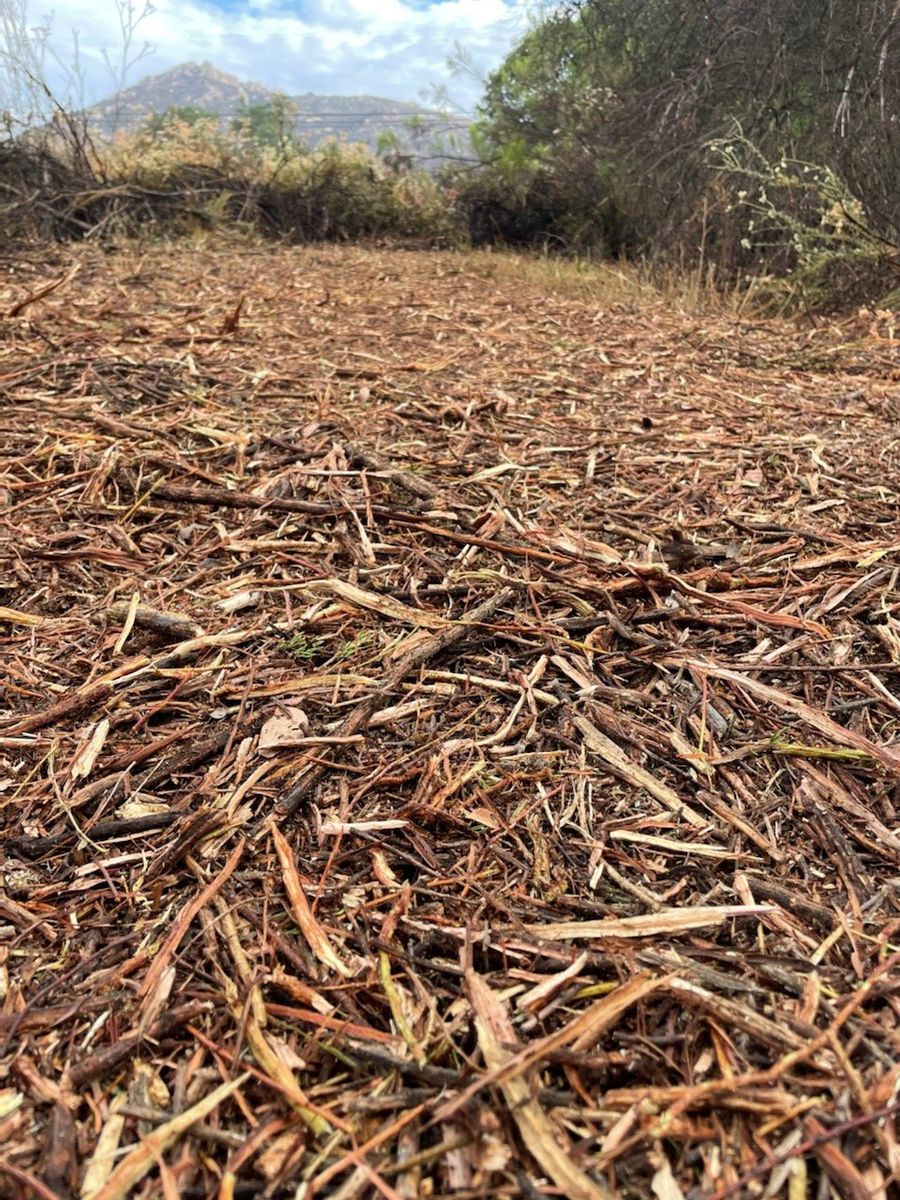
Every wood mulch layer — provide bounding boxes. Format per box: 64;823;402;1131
2;242;900;1200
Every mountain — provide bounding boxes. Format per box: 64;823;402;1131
87;62;471;161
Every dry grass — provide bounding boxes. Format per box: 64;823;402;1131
446;248;657;307
1;239;900;1200
450;247;768;318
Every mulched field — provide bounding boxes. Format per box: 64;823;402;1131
2;241;899;1200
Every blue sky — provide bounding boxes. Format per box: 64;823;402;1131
23;0;542;112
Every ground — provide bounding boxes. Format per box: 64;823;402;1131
1;241;899;1200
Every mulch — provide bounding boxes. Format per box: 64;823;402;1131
1;240;899;1199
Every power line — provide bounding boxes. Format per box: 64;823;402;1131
129;111;468;122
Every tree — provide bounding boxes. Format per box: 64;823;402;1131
0;0;51;129
231;96;300;155
471;0;900;261
144;105;217;136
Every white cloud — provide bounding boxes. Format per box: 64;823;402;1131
20;0;534;110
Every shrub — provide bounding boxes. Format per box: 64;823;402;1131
712;133;900;310
0;115;465;246
469;0;900;271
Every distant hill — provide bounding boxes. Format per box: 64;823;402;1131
86;62;472;163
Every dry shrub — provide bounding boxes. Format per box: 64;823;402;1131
1;118;463;246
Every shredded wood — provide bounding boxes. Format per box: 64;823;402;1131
1;241;900;1199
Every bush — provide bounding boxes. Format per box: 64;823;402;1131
0;117;464;246
712;133;900;310
468;0;900;273
445;136;632;255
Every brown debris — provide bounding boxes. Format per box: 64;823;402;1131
1;241;900;1198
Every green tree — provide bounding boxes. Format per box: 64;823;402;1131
231;96;299;155
469;0;900;262
144;105;218;136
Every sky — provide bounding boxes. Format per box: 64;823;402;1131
8;0;543;113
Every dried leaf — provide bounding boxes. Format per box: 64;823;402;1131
651;1151;686;1200
271;826;352;977
307;578;449;628
259;707;310;751
69;719;110;781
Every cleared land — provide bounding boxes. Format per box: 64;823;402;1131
2;242;899;1199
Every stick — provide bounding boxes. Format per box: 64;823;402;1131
6;263;81;318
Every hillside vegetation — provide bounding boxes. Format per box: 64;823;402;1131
83;61;467;158
2;1;899;308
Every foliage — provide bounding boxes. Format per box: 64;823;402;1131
449;12;632;254
1;109;464;245
468;0;900;279
231;95;300;156
279;633;325;661
335;630;373;661
711;132;900;310
144;105;218;135
107;110;242;179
